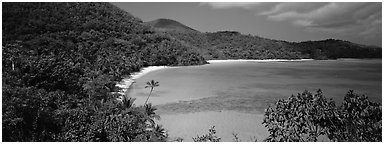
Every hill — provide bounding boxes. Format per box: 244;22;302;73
292;39;381;59
2;2;206;142
153;19;381;60
2;2;381;142
145;18;198;33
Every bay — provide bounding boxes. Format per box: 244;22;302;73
127;59;382;141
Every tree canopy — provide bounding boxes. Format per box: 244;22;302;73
2;2;206;141
2;2;381;142
262;90;381;142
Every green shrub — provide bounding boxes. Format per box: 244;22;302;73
327;90;382;142
192;126;221;142
263;89;381;142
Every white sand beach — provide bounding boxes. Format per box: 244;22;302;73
158;110;268;142
115;66;171;95
207;59;314;63
117;59;380;142
116;59;315;94
121;59;313;105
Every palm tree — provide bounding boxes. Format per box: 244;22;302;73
121;95;136;110
153;124;167;140
144;103;161;126
144;80;159;105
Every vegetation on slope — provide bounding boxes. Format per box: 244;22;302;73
2;2;381;142
148;19;381;60
292;39;381;59
204;31;304;59
2;2;206;141
145;18;199;33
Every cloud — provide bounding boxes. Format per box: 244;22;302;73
293;19;313;27
200;2;262;9
261;2;381;36
357;10;381;42
202;2;381;32
202;2;381;45
259;3;325;16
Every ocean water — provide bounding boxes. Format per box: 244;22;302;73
128;59;382;141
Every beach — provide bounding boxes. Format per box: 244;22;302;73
116;59;315;95
115;59;315;104
157;110;268;142
115;66;171;95
207;59;314;63
117;59;381;141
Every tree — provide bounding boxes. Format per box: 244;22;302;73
153;124;167;140
118;95;136;110
2;2;205;142
144;80;159;105
262;90;332;142
326;90;382;142
143;103;161;127
262;89;381;142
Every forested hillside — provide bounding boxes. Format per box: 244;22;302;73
145;18;198;33
2;2;381;142
292;39;381;59
2;2;206;141
151;19;381;60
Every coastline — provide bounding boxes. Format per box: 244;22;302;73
116;66;170;95
207;59;314;63
116;59;315;95
115;58;379;141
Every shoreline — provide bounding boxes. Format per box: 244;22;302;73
116;66;170;95
207;59;314;63
115;58;378;141
115;59;315;95
115;58;371;95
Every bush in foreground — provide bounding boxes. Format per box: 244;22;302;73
262;89;381;142
192;126;221;142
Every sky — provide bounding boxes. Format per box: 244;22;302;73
112;2;382;47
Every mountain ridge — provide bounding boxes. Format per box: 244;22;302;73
145;18;199;33
147;18;381;60
2;2;381;142
147;18;381;49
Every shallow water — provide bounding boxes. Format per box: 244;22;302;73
128;59;382;141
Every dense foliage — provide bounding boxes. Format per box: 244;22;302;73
263;90;381;142
145;18;198;33
2;2;381;142
327;90;382;141
293;39;382;59
2;2;206;142
164;30;381;60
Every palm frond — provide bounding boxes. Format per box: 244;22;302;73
144;80;160;105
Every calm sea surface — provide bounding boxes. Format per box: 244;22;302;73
128;59;382;141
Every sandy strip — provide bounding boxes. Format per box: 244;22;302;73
157;110;268;142
116;66;170;95
207;59;314;63
116;59;314;94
